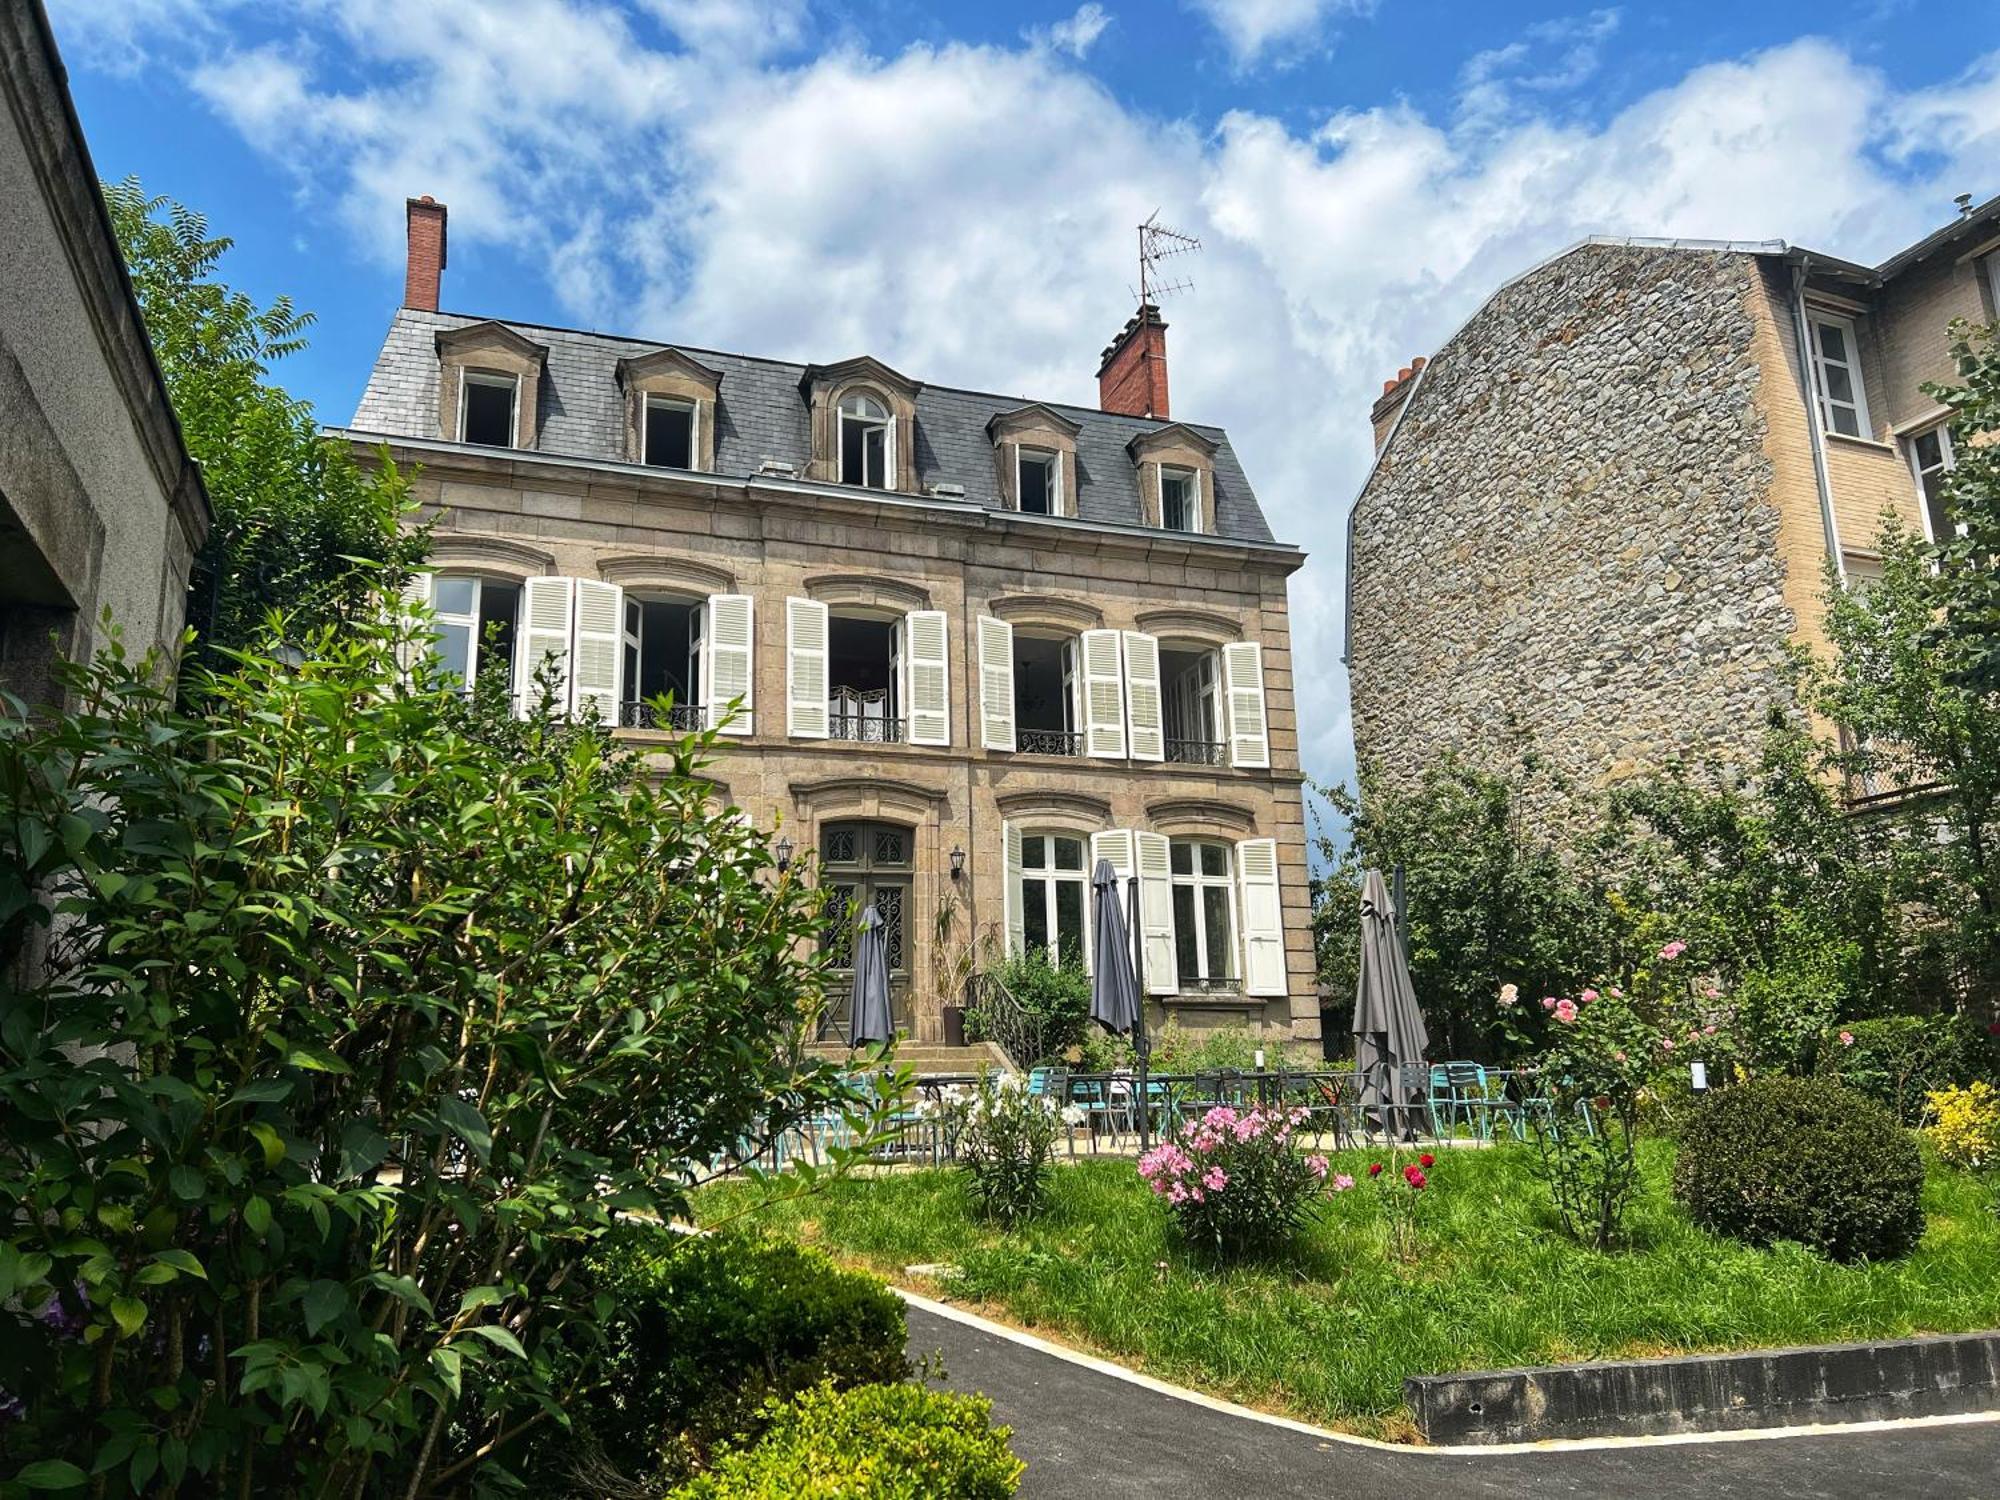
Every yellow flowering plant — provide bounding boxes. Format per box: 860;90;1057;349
1925;1081;2000;1170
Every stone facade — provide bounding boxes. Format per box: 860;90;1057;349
1348;207;2000;835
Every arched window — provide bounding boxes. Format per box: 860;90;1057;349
431;574;521;693
838;392;891;489
1020;832;1090;968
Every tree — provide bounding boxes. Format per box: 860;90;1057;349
104;180;425;676
1929;320;2000;692
0;606;882;1497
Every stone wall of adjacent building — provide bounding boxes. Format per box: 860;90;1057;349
1347;244;1804;837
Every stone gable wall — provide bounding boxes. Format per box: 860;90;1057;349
1347;245;1802;836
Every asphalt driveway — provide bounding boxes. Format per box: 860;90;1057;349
906;1302;2000;1499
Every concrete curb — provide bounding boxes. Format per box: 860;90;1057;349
1405;1331;2000;1445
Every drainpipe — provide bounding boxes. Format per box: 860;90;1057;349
1788;257;1846;583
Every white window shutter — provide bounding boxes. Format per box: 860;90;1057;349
1236;836;1285;996
1123;632;1164;762
1222;641;1269;769
786;597;829;739
569;580;624;723
1003;821;1025;959
903;610;950;747
1134;830;1178;996
1089;829;1136;974
1079;628;1127;759
516;576;575;715
977;616;1015;751
704;593;755;736
396;571;434;676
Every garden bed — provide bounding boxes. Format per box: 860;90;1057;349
707;1146;2000;1440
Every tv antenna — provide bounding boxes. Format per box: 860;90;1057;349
1135;210;1200;307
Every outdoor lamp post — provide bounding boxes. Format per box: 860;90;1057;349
773;836;794;875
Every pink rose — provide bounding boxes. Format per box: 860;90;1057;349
1659;940;1688;961
1554;998;1579;1024
1541;996;1558;1011
1498;983;1519;1008
1579;988;1599;1004
1839;1030;1855;1047
1704;1024;1716;1036
1612;1050;1626;1063
1660;1038;1675;1051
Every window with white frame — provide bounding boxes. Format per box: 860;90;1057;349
1169;839;1237;987
838;391;891;489
1808;313;1870;439
620;594;705;730
431;575;522;692
643;396;696;469
1160;647;1223;763
1907;425;1958;541
1017;447;1058;515
1160;466;1200;532
460;370;519;448
1021;833;1089;967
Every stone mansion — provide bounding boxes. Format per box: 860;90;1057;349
1347;194;2000;834
340;197;1317;1044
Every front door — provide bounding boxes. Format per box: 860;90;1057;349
820;821;912;1036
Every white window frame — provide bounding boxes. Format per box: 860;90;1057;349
1986;253;2000;320
1016;446;1060;516
1159;465;1201;533
1165;649;1222;747
459;369;519;448
1019;831;1092;970
1807;311;1871;440
1170;838;1238;986
837;391;893;490
642;395;699;471
1906;423;1958;543
431;574;483;687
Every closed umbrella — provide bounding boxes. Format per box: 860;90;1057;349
848;904;895;1047
1089;860;1139;1036
1353;868;1428;1141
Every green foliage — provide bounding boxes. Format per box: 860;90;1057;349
949;1075;1067;1227
1927;320;2000;695
1673;1078;1925;1262
0;613;881;1497
671;1381;1023;1499
562;1230;908;1490
1817;1014;1990;1125
979;949;1091;1062
1316;762;1620;1061
1139;1105;1329;1262
104;179;427;675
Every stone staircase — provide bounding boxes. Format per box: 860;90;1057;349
808;1038;1013;1077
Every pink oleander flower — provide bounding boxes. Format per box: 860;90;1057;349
1306;1154;1329;1179
1498;983;1519;1007
1554;998;1579;1024
1541;996;1558;1011
1659;940;1688;961
1840;1030;1855;1047
1331;1173;1355;1191
1202;1167;1228;1192
1579;988;1599;1004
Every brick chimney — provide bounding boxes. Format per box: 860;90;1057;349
1369;355;1426;452
403;196;448;311
1098;303;1169;419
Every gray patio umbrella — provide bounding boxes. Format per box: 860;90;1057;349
1353;868;1428;1140
847;904;895;1047
1089;860;1140;1036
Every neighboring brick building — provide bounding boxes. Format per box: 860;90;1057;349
1346;199;2000;833
339;202;1317;1044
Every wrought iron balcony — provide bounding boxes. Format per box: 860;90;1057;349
1165;737;1226;766
1015;727;1082;757
1177;975;1243;996
619;700;706;731
831;714;905;744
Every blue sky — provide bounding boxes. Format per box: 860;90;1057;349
47;0;2000;787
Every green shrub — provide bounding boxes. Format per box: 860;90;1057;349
1672;1077;1925;1262
1148;1019;1259;1073
673;1381;1023;1499
951;1074;1069;1226
1818;1014;1988;1124
974;949;1090;1062
566;1231;909;1488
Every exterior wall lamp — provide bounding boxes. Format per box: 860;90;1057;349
949;845;966;881
774;836;795;873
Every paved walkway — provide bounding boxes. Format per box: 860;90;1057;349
906;1303;2000;1498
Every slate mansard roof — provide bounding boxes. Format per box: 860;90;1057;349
351;308;1280;546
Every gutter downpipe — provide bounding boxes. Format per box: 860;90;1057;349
1788;256;1847;584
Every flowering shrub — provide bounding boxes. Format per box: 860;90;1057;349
951;1074;1077;1226
1138;1106;1336;1260
1925;1082;2000;1171
1357;1151;1435;1261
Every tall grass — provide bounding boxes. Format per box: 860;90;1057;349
706;1145;2000;1433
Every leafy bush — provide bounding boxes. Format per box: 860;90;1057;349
1672;1077;1925;1262
972;949;1090;1063
1818;1014;1987;1124
1139;1105;1332;1260
950;1074;1073;1226
561;1231;909;1489
672;1381;1023;1498
1148;1019;1259;1073
1926;1082;2000;1171
0;622;870;1497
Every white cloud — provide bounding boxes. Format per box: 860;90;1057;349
1029;3;1113;60
77;2;2000;789
640;0;810;59
1460;8;1621;126
1185;0;1375;69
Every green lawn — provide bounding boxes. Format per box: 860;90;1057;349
704;1145;2000;1437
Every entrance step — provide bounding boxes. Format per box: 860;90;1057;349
808;1039;1012;1077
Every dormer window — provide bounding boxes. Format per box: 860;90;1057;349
460;370;518;448
644;396;696;469
1018;448;1059;515
1160;467;1200;533
839;392;891;489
